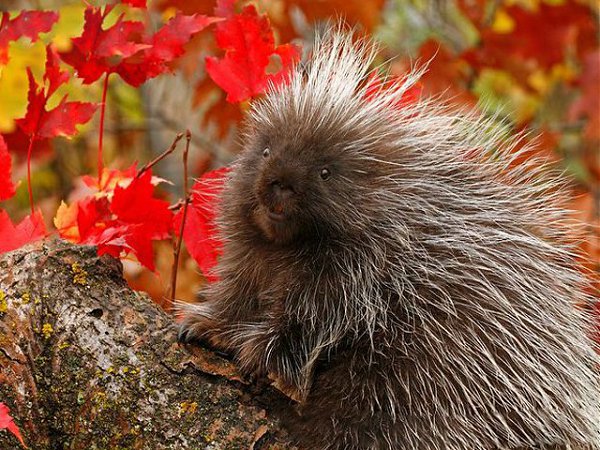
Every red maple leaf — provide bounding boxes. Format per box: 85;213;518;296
122;0;147;8
0;129;53;160
16;45;97;212
0;135;16;201
0;403;26;447
62;6;218;87
55;196;112;245
55;169;174;271
174;167;229;282
0;10;58;65
59;6;148;84
0;209;47;255
81;164;138;193
117;13;221;87
205;4;301;103
416;40;475;104
16;46;97;140
110;169;173;241
77;197;112;242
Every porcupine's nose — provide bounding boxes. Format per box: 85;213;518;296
270;179;295;201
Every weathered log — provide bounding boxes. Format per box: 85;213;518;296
0;240;297;449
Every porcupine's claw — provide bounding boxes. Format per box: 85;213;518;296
177;318;233;360
176;321;196;345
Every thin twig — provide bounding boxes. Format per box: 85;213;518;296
169;198;189;212
151;111;224;157
169;130;192;306
483;0;502;28
26;135;36;215
98;72;110;182
136;132;184;179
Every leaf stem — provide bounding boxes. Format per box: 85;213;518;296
136;132;184;179
170;130;192;306
98;72;110;182
26;135;35;215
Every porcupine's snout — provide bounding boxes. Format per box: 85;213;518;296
266;177;296;220
253;155;307;244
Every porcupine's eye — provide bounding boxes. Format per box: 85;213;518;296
320;168;331;180
262;148;271;158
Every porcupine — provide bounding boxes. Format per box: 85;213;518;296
177;28;600;450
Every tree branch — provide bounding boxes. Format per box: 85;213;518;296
0;240;296;450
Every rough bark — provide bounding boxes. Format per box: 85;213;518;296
0;240;297;449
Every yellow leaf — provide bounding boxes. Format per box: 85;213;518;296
528;69;550;94
0;41;46;133
550;63;577;83
50;4;86;52
491;10;515;34
54;201;81;242
528;64;577;94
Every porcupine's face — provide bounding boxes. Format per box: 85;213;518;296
237;123;374;246
229;30;400;247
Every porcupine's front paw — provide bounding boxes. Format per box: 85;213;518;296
175;301;219;345
177;317;208;345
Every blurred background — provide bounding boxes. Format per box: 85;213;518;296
0;0;598;305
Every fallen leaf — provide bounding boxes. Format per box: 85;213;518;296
0;403;26;447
